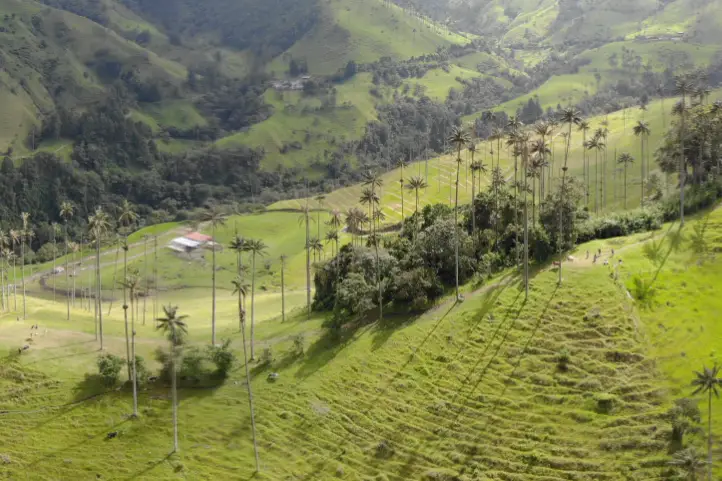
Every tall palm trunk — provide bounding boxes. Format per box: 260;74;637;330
12;240;16;311
123;248;131;381
153;236;158;321
78;236;83;309
211;223;217;345
595;150;599;214
108;239;120;316
582;129;591;208
559;123;573;285
96;238;104;350
373;196;382;322
532;174;536;230
680;97;686;227
641;135;645;208
250;252;257;360
523;147;530;300
238;291;260;473
71;248;76;309
708;389;713;481
171;334;179;453
454;154;462;301
280;256;285;322
52;230;57;301
143;237;148;325
400;163;404;220
624;162;627;209
20;235;25;319
305;212;311;319
471;169;476;237
65;223;70;320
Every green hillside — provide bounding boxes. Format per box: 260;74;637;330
6;202;722;478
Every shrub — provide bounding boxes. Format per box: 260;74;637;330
557;348;570;371
595;393;617;414
133;355;150;386
208;339;235;378
97;353;124;387
180;347;206;384
292;334;305;356
259;347;274;366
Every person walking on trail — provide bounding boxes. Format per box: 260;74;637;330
586;250;589;259
593;254;597;264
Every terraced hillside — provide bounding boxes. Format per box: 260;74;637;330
0;230;673;480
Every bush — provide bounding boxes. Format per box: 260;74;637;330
97;353;124;387
133;355;150;386
577;208;663;243
179;347;206;384
208;339;235;378
557;348;570;371
595;393;617;414
292;334;304;356
259;347;274;366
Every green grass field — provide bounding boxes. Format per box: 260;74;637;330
9;202;722;479
266;0;467;76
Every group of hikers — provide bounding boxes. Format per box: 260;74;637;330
586;247;623;267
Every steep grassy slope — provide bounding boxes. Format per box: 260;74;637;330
0;238;672;480
267;0;468;76
0;0;187;154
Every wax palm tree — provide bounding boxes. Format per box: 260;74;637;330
229;235;246;275
585;136;605;214
397;159;407;220
345;207;361;246
279;254;287;322
309;237;323;262
361;169;383;320
109;200;137;316
327;208;342;233
199;205;226;345
156;305;188;453
530;137;551;196
9;229;20;311
246;239;267;360
675;75;694;226
231;276;260;472
49;222;59;301
634;120;651;207
557;107;582;284
406;175;428;219
692;364;721;481
89;207;111;350
470;160;487;238
325;230;339;257
120;269;140;416
669;447;706;481
20;212;30;319
314;194;326;239
59;202;74;319
449;126;471;301
0;231;7;311
298;201;313;319
577;120;591;206
617;153;635;209
467;143;477;191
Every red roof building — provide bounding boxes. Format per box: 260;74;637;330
185;232;213;243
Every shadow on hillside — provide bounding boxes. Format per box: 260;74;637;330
26;418;130;471
122;453;173;481
296;280;520;478
293;323;372;382
456;283;559;471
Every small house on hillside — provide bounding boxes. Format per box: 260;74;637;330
168;232;221;255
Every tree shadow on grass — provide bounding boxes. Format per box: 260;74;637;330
121;453;174;481
293;322;372;382
26;418;130;470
